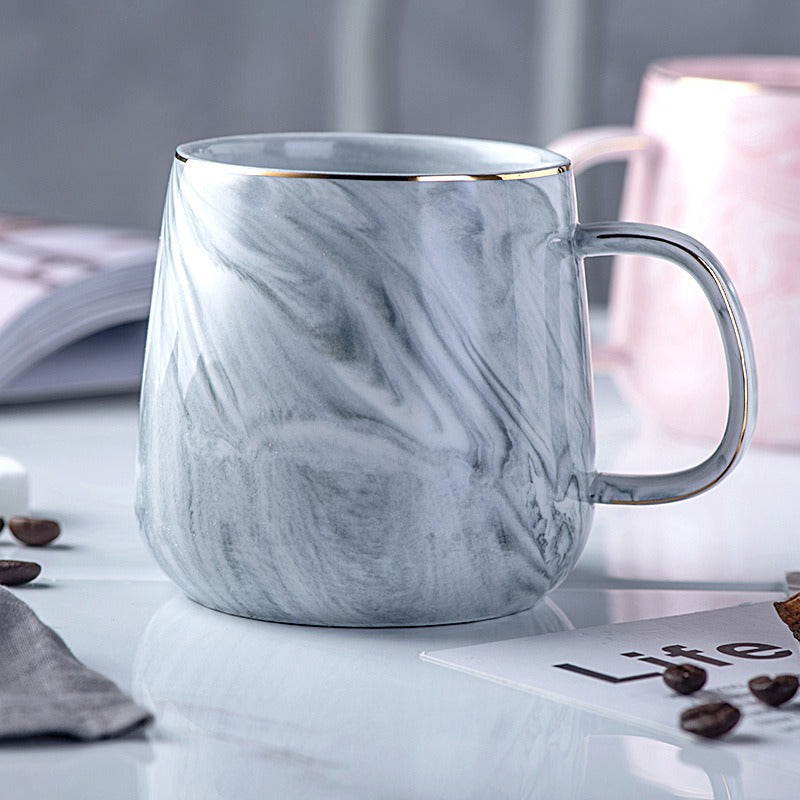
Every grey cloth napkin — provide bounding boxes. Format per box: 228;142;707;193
0;586;152;740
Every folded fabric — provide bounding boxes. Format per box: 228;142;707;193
0;586;152;740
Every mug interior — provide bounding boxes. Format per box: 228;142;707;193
176;132;569;178
653;56;800;91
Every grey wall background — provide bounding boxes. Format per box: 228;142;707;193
3;0;800;303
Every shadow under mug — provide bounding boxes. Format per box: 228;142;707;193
551;56;800;448
135;132;756;626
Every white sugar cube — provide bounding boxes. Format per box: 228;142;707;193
0;456;28;518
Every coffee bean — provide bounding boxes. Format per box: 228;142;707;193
0;559;41;586
748;674;799;707
663;663;707;695
680;702;741;739
8;516;60;546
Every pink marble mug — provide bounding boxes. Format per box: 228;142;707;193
551;56;800;448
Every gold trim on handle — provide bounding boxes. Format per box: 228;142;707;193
594;231;751;507
174;152;571;181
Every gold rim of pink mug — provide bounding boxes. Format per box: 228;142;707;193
651;55;800;95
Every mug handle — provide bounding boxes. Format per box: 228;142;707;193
548;126;654;175
549;127;657;370
573;221;757;505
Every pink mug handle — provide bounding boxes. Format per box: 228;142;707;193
548;126;654;175
549;127;656;369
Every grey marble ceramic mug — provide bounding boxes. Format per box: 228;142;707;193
136;133;756;626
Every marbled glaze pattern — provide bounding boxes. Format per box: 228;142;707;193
136;151;596;625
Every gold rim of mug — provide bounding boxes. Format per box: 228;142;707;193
173;151;571;181
651;56;800;95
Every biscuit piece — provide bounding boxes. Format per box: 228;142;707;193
774;592;800;643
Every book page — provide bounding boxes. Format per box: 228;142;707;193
0;215;156;328
0;215;156;397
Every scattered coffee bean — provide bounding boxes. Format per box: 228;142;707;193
8;516;60;547
680;702;741;739
748;674;799;707
0;559;41;586
663;663;707;695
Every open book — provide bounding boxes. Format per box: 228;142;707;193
0;215;157;402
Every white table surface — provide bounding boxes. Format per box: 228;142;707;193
1;373;798;799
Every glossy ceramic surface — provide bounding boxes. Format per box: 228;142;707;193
136;133;755;625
